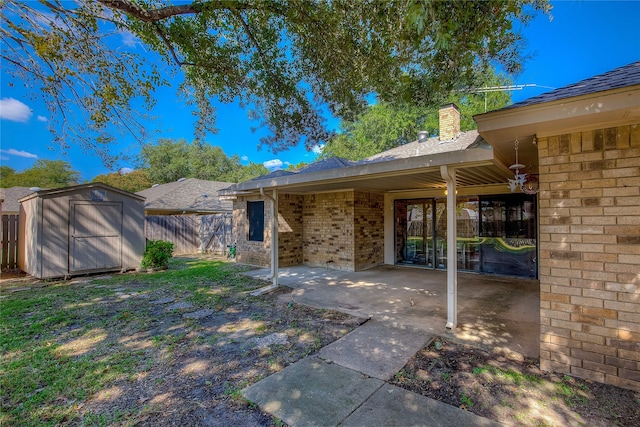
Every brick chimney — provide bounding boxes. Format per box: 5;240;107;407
439;103;460;142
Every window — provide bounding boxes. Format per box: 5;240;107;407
247;201;265;242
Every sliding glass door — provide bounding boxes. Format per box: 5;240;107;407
394;194;536;278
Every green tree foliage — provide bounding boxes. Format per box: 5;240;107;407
0;160;80;188
92;169;153;193
1;0;550;162
321;75;513;161
0;166;16;184
140;138;268;184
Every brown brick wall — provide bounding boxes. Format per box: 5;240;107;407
302;191;355;270
538;124;640;391
354;191;384;270
278;194;303;267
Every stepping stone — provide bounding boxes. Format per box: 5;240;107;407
252;332;288;348
152;297;174;305
243;357;383;427
183;309;214;319
318;321;431;381
166;301;193;311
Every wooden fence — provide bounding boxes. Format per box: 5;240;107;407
144;213;233;256
1;214;19;270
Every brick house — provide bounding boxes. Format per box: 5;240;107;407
221;61;640;391
476;61;640;391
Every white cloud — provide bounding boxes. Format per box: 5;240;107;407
0;98;33;123
120;30;140;48
263;159;283;170
0;156;9;161
0;148;38;159
37;115;48;122
311;144;324;154
241;155;249;162
120;167;134;174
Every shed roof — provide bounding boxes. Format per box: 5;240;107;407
20;183;145;203
137;178;233;214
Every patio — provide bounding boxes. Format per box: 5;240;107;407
245;265;540;358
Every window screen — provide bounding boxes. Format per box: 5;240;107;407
247;201;265;242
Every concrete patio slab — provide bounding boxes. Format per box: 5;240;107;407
340;383;502;427
247;265;539;359
318;320;432;381
242;357;384;427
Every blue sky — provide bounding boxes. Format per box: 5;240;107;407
1;1;639;182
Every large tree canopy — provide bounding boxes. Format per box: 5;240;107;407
92;169;153;193
0;160;80;188
1;0;550;163
139;138;268;183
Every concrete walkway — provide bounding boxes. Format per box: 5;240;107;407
243;320;501;426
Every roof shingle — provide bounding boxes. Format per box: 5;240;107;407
136;178;233;213
505;61;640;109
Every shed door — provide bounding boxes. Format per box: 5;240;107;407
70;202;123;273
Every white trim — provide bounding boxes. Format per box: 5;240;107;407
440;165;458;330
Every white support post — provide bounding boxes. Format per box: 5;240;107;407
440;165;458;330
272;189;278;288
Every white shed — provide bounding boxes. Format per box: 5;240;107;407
18;183;146;279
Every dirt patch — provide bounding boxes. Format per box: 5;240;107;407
74;284;365;426
392;336;640;426
1;258;365;426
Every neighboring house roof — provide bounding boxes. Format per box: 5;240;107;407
1;187;38;214
505;61;640;109
137;178;233;214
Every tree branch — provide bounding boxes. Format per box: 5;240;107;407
95;0;291;23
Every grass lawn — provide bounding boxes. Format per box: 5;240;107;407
1;256;358;426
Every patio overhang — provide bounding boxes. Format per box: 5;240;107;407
221;144;515;196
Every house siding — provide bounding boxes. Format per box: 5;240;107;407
538;124;640;391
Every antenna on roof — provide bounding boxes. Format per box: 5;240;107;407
461;84;556;112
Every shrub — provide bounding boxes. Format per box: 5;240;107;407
141;240;175;269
